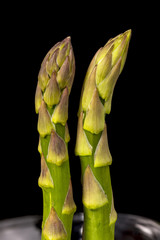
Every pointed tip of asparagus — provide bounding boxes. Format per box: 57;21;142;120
62;36;71;43
82;165;108;209
57;38;72;67
125;29;132;38
38;35;75;94
64;36;71;42
42;207;67;240
111;29;131;68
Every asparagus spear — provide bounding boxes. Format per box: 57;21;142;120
35;37;76;240
75;30;131;240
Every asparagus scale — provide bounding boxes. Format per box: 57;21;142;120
75;30;131;240
35;37;76;240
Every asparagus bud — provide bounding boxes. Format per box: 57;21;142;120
35;37;76;240
78;29;131;115
75;30;131;240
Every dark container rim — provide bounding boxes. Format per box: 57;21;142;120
0;213;160;240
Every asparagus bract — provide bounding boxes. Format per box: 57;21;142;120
35;37;76;240
75;30;131;240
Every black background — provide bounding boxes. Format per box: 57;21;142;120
1;3;159;222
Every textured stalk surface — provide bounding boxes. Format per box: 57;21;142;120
75;30;131;240
35;37;76;240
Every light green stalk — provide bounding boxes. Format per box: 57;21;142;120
75;30;131;240
35;37;76;240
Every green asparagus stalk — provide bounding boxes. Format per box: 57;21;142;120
75;30;131;240
35;37;76;240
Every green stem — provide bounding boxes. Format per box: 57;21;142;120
35;37;76;240
80;131;113;240
40;128;73;240
75;30;131;240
